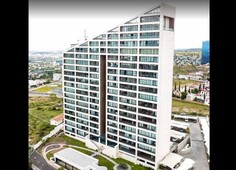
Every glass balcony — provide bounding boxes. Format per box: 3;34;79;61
137;151;155;162
90;116;99;123
90;122;98;128
138;108;156;117
120;90;136;98
119;138;136;147
138;115;156;124
120;84;137;91
119;125;136;133
138;101;157;109
119;118;136;126
119;144;135;155
119;111;136;119
107;115;117;121
107;122;117;128
107;127;117;135
138;137;156;146
107;134;118;141
119;104;136;112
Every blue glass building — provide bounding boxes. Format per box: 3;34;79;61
201;40;210;64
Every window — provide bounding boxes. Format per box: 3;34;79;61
140;24;159;31
140;15;160;23
139;79;157;86
140;40;159;46
120;25;138;32
140;49;159;55
140;32;159;39
76;54;88;59
120;48;137;54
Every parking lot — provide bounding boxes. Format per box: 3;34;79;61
179;120;209;170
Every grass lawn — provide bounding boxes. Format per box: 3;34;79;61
95;155;114;170
34;86;54;92
172;98;209;116
113;158;151;170
173;79;201;86
29;96;63;145
46;152;54;160
71;147;94;155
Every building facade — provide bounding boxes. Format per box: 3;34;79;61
62;3;175;169
201;40;210;65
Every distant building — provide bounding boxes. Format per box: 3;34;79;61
201;41;210;65
50;114;63;126
53;73;62;81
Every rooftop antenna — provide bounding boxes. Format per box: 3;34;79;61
84;29;88;41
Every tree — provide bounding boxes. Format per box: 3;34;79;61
192;88;199;94
184;85;187;92
199;84;202;90
181;92;187;100
174;82;177;91
117;163;128;170
178;81;181;91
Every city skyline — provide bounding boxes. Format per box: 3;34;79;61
29;0;209;51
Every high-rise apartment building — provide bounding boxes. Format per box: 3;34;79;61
201;40;210;65
62;3;175;169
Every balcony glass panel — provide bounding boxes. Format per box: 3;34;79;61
138;108;156;117
138;122;156;131
140;32;159;39
76;54;88;59
140;24;159;31
120;33;138;39
138;101;157;109
140;15;160;23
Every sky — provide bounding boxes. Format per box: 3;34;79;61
29;0;209;51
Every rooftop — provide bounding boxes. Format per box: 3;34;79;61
51;114;63;122
54;148;106;170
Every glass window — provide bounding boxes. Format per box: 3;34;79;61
64;65;74;70
76;60;88;65
108;55;118;60
139;79;157;86
140;40;159;46
139;56;158;62
108;48;118;54
139;49;159;55
64;59;74;64
140;15;160;23
138;94;157;101
64;53;74;58
139;64;158;70
89;41;99;46
140;24;159;31
140;32;159;39
76;48;88;52
120;48;137;54
120;25;138;32
120;33;138;39
120;41;137;47
108;41;118;47
120;63;137;69
108;34;118;39
90;54;99;60
89;48;99;53
120;56;137;61
76;54;88;59
76;66;88;71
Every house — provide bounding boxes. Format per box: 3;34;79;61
50;114;63;126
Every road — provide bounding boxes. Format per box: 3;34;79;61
179;120;209;170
